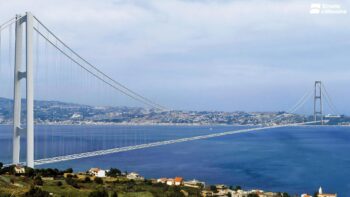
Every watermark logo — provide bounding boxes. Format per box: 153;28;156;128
310;3;347;14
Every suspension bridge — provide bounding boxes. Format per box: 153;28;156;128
0;13;339;168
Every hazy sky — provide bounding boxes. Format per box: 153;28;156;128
0;0;350;114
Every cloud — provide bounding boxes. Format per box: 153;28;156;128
1;0;350;113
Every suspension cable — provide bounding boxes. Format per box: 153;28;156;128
8;23;13;71
287;88;313;113
321;83;339;114
0;24;2;72
0;16;25;33
0;17;15;32
268;88;313;124
33;16;168;111
33;27;166;110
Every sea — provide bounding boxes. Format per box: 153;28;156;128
0;125;349;196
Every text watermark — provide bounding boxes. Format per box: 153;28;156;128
310;3;347;14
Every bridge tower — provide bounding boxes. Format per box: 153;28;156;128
12;12;34;168
314;81;323;124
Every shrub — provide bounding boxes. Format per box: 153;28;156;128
34;168;60;177
94;177;103;184
25;167;35;177
66;174;74;178
34;176;44;186
106;168;121;177
0;165;15;175
210;185;217;193
88;188;108;197
56;181;63;186
84;176;92;183
24;186;50;197
63;168;73;173
65;177;80;188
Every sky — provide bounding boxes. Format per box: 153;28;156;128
0;0;350;114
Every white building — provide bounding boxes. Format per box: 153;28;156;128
174;177;183;186
88;168;106;177
317;186;337;197
14;165;25;174
183;179;205;188
166;178;174;186
212;184;230;196
157;178;167;184
127;172;144;180
301;194;312;197
230;189;251;197
96;170;106;177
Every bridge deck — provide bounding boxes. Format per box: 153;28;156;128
32;122;315;166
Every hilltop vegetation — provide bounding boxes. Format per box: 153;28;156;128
0;163;199;197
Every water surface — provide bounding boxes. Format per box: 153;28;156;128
0;125;348;195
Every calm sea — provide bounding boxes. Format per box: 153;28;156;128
0;125;349;196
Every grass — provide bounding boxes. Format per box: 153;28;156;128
0;175;31;196
41;180;92;197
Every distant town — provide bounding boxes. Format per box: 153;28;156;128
0;97;349;126
0;163;337;197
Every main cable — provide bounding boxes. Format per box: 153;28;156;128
0;16;25;33
321;83;339;114
268;88;313;124
33;27;165;110
33;16;168;111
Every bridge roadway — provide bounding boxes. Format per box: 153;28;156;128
32;121;317;166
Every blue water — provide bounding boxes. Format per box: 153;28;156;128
0;125;349;196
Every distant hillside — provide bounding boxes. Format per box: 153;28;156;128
1;97;348;125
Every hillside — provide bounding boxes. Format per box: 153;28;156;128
1;97;347;125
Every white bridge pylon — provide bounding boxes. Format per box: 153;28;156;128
11;12;35;168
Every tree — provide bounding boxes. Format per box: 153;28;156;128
63;168;73;173
281;192;290;197
65;177;80;188
234;186;242;191
34;176;44;186
210;185;218;193
84;176;91;183
313;191;319;197
107;168;121;177
94;177;103;184
0;165;15;175
56;181;63;186
144;179;152;185
0;162;3;169
88;188;108;197
25;167;35;177
248;194;259;197
24;186;50;197
111;191;118;197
